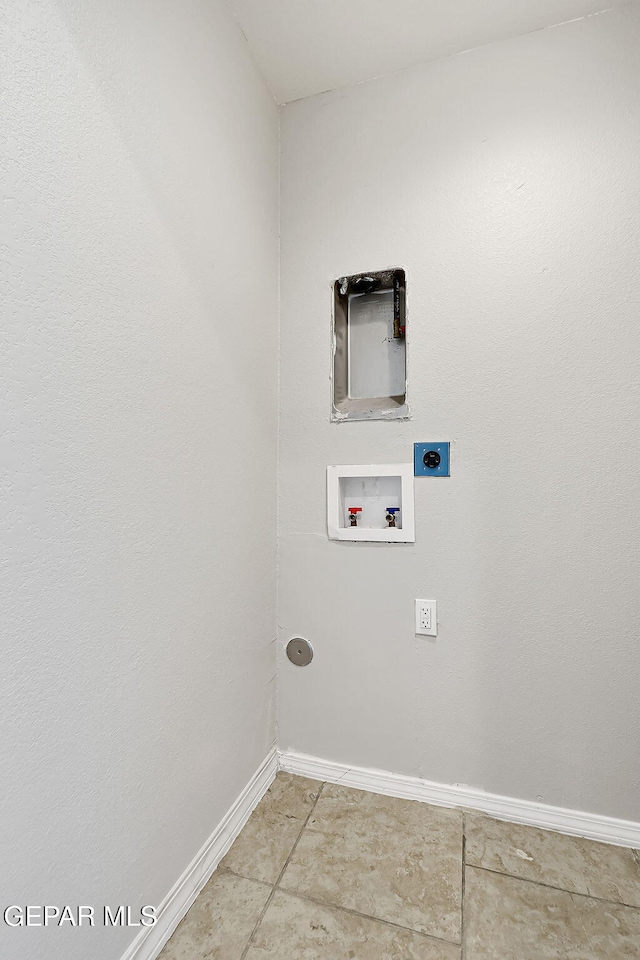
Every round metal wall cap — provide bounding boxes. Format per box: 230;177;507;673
286;637;313;667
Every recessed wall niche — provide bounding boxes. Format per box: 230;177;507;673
326;464;415;543
332;267;409;422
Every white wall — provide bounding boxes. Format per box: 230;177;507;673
279;4;640;822
0;1;278;958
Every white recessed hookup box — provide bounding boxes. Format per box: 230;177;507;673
327;464;415;543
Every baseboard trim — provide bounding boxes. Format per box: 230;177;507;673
121;747;278;960
278;750;640;849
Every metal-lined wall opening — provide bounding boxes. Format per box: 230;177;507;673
332;268;409;422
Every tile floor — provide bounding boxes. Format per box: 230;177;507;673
158;773;640;959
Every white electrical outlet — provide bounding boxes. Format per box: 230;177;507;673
415;599;437;637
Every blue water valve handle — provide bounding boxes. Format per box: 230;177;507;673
386;506;400;528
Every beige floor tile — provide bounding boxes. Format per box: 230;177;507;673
464;866;640;960
280;784;463;943
245;889;461;960
157;871;271;960
465;811;640;906
220;772;321;884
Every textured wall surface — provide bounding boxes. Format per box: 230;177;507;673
279;5;640;821
0;1;278;958
228;0;613;103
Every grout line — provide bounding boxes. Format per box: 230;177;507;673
239;781;325;959
461;811;467;960
467;864;640;910
273;780;326;890
215;866;274;890
275;886;462;948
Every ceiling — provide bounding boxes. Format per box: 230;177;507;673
226;0;613;103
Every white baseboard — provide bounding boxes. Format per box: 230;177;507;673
121;747;278;960
278;750;640;849
117;743;638;960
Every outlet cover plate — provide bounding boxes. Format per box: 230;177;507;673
414;442;450;477
415;599;437;637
